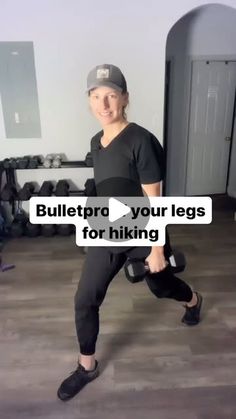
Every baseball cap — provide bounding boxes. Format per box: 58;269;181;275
87;64;127;93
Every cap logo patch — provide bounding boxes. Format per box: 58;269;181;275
96;68;109;79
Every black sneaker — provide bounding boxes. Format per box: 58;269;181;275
182;292;203;326
57;360;99;401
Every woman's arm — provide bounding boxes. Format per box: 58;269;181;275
141;181;167;272
141;181;162;197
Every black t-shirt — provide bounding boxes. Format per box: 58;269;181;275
90;122;165;253
90;122;165;197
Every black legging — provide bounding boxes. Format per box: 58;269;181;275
74;230;193;355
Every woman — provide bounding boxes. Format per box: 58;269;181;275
57;64;202;401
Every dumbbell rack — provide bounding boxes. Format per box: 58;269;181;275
1;160;94;195
1;154;93;170
31;160;89;168
0;160;95;240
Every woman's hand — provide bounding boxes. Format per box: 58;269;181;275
145;248;169;273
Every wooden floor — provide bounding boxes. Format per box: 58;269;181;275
0;195;236;419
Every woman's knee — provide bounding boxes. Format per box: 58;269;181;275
145;268;175;299
74;285;105;315
147;281;174;299
74;288;92;313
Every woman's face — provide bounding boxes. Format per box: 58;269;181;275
89;86;128;126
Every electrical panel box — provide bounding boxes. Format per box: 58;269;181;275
0;41;41;138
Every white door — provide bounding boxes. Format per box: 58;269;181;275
186;61;236;195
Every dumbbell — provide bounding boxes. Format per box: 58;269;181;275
2;159;10;169
43;154;62;168
52;154;62;168
10;158;18;169
56;224;73;236
84;178;97;196
17;156;30;169
54;180;70;196
38;181;54;197
124;249;186;283
18;182;35;201
3;158;16;169
41;224;57;237
28;155;41;169
10;210;29;238
24;221;41;237
2;158;17;169
43;154;54;168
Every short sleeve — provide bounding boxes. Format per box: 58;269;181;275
134;134;165;184
90;133;101;153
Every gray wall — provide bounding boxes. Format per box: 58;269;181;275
166;3;236;197
0;0;236;193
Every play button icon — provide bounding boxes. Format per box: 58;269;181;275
86;196;151;243
108;198;131;222
85;177;151;243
